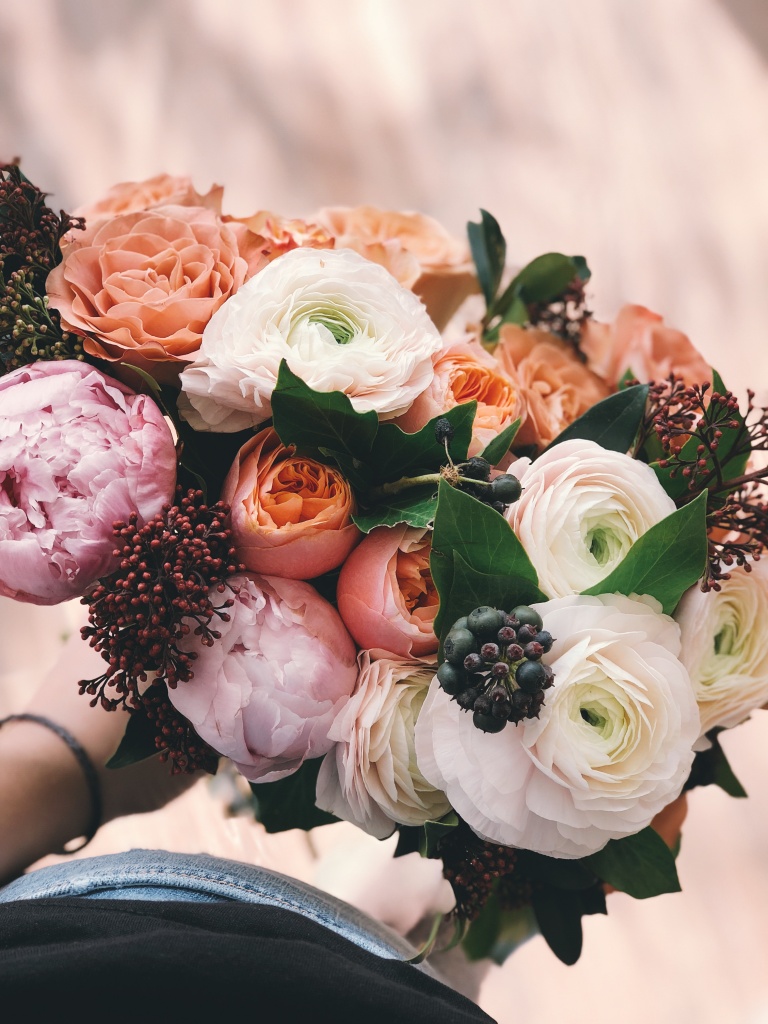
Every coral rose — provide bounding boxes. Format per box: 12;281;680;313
415;594;699;859
507;439;676;598
394;340;522;457
227;210;333;259
336;525;438;659
178;248;443;432
495;325;610;449
581;304;712;388
315;205;477;330
317;654;451;839
74;173;223;223
0;360;176;604
221;427;360;580
47;205;267;379
170;574;358;782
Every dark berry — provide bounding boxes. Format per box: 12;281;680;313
463;652;484;673
541;665;555;689
491;661;510;679
444;627;478;665
460;456;492;481
516;624;538;645
497;626;517;644
489;501;506;514
489;474;522;504
434;417;455;444
450;615;469;632
473;711;507;733
467;606;506;639
512;606;544;630
491;697;512;719
480;642;500;662
512;689;532;712
473;694;492;716
456;686;482;710
515;659;547;693
523;641;544;660
437;661;469;695
533;630;554;653
506;643;524;661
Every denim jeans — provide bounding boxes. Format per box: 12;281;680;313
0;849;433;971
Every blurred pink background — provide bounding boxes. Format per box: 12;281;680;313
2;2;768;1021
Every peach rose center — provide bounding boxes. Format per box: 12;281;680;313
259;459;351;528
396;539;438;617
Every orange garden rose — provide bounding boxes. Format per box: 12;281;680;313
74;173;224;223
314;205;477;330
47;205;267;378
227;210;334;259
336;524;439;659
495;325;610;449
581;304;712;387
394;340;522;456
221;428;360;580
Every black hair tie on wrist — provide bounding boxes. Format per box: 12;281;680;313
0;713;102;852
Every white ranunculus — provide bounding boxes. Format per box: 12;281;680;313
506;439;676;598
178;247;443;431
316;653;451;839
415;594;699;859
676;560;768;736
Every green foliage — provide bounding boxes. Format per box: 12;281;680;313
462;897;540;964
107;702;160;770
685;728;747;798
585;827;682;899
368;402;475;483
249;757;339;833
582;491;709;614
420;812;459;858
546;384;650;454
467;209;506;307
479;418;521;466
352;487;438;533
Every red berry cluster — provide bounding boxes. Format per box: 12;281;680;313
79;488;244;773
439;824;521;921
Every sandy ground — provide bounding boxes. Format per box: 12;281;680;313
2;2;768;1020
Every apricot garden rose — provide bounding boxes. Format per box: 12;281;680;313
221;427;360;580
178;247;444;431
415;594;699;859
74;173;224;222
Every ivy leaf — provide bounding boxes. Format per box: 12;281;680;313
394;826;422;858
420;811;459;858
369;402;476;483
352;486;437;533
546;384;650;454
685;728;747;798
431;480;544;635
492;253;591;325
462;895;540;964
585;827;681;899
480;418;521;467
531;886;584;965
107;703;160;770
468;210;506;308
515;851;599;891
271;361;378;468
582;491;708;614
250;758;338;833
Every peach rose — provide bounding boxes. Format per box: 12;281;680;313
581;304;712;388
226;210;334;259
314;205;477;330
75;173;223;222
495;325;610;449
336;525;438;659
47;205;267;379
221;427;361;580
394;339;522;457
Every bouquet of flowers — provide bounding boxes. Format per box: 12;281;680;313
2;162;767;965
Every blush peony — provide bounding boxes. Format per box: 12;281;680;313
221;427;360;580
675;560;768;736
168;574;358;782
316;654;451;838
336;525;438;659
178;247;444;432
0;361;176;604
415;594;699;859
507;439;676;598
47;204;266;377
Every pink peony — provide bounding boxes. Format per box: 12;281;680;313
169;574;358;782
336;525;439;659
0;360;177;605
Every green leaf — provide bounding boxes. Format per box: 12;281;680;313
393;826;422;858
531;886;584;965
462;889;503;961
419;811;459;858
618;367;638;390
369;402;476;483
492;253;590;325
546;384;650;454
585;826;681;899
106;706;159;770
515;851;599;891
250;758;338;833
271;361;379;466
175;417;254;502
480;418;521;467
582;491;708;614
352;486;437;533
685;728;747;798
431;479;544;634
498;295;528;328
571;255;592;282
468;210;506;308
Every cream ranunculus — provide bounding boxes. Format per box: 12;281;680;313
506;439;676;598
316;654;451;839
178;247;443;432
415;594;700;859
675;560;768;735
